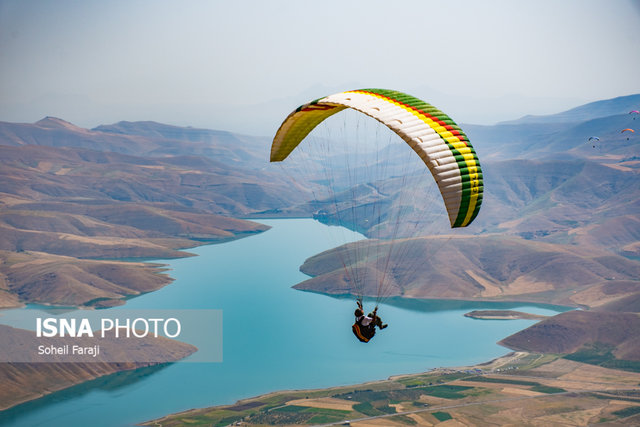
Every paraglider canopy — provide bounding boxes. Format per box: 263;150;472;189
271;89;483;228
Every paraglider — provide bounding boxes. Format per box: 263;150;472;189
622;128;635;140
587;136;600;148
630;110;639;119
352;301;386;343
271;89;483;342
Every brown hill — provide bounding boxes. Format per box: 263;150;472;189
293;156;640;258
0;142;300;216
499;310;640;360
0;117;285;177
0;143;274;255
0;122;289;308
0;203;269;257
464;161;632;251
0;250;174;308
594;290;640;313
295;235;640;308
0;117;157;156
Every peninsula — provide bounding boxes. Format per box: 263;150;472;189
464;310;548;320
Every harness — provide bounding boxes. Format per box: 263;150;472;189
352;315;376;343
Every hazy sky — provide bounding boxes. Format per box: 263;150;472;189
1;0;639;135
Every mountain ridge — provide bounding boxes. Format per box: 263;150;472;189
498;93;640;125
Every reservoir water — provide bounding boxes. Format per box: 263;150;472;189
0;219;568;426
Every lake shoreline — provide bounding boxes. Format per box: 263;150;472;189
142;350;640;426
464;309;548;320
0;223;271;311
0;297;565;413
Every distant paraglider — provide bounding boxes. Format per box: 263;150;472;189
584;110;638;150
587;136;600;148
621;128;635;140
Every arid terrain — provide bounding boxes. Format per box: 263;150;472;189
144;352;640;426
0;118;293;308
295;235;640;309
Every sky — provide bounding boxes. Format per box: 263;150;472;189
1;0;639;135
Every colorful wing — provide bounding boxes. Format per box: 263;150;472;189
271;89;483;228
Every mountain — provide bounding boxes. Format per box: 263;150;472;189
464;113;639;161
92;120;271;170
295;235;640;309
0;250;175;308
0;119;309;308
499;310;640;362
498;94;640;125
0;117;283;171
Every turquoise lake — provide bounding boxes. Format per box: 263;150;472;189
0;219;569;426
